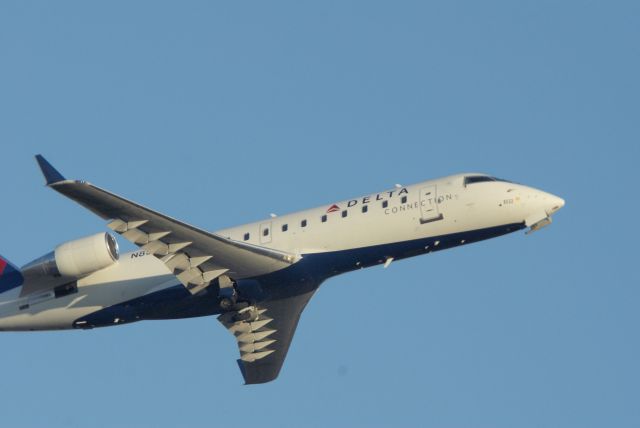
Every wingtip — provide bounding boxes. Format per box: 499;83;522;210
35;154;66;185
237;359;281;385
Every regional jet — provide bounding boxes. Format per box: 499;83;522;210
0;156;564;384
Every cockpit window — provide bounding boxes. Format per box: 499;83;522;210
464;176;512;186
464;176;495;185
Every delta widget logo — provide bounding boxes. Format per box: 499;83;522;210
0;258;7;278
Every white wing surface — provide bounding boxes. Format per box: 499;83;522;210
35;155;299;294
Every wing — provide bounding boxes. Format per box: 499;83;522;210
35;155;300;294
218;288;316;384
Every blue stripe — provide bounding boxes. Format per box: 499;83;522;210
73;222;525;328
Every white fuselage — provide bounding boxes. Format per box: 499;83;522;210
0;173;564;331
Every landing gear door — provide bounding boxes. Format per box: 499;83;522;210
420;185;444;224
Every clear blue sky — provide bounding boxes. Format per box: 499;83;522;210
1;1;638;427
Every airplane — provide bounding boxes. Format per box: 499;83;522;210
0;155;565;384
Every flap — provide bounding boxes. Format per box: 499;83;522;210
36;155;300;294
218;288;317;384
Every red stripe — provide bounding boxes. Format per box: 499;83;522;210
0;259;7;277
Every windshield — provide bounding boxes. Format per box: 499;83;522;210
464;176;512;186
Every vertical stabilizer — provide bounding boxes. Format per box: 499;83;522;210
0;255;23;294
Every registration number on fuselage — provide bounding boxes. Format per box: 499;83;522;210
130;250;149;258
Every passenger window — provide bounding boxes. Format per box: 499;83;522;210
342;210;348;218
243;233;250;241
282;224;288;232
382;201;388;208
362;205;368;213
301;220;307;227
401;196;407;204
263;228;269;237
321;215;327;223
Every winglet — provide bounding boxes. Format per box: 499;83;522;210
35;154;66;185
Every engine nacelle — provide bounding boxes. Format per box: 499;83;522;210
22;232;119;283
54;232;119;277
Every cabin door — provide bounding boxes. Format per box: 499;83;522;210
419;185;444;224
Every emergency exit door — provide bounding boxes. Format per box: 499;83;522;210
259;221;272;244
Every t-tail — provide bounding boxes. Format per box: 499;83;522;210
0;254;23;294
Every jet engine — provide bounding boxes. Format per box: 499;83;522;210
22;232;119;284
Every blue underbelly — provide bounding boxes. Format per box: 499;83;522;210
72;222;524;328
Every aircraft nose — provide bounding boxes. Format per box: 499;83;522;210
546;193;565;214
521;187;564;233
